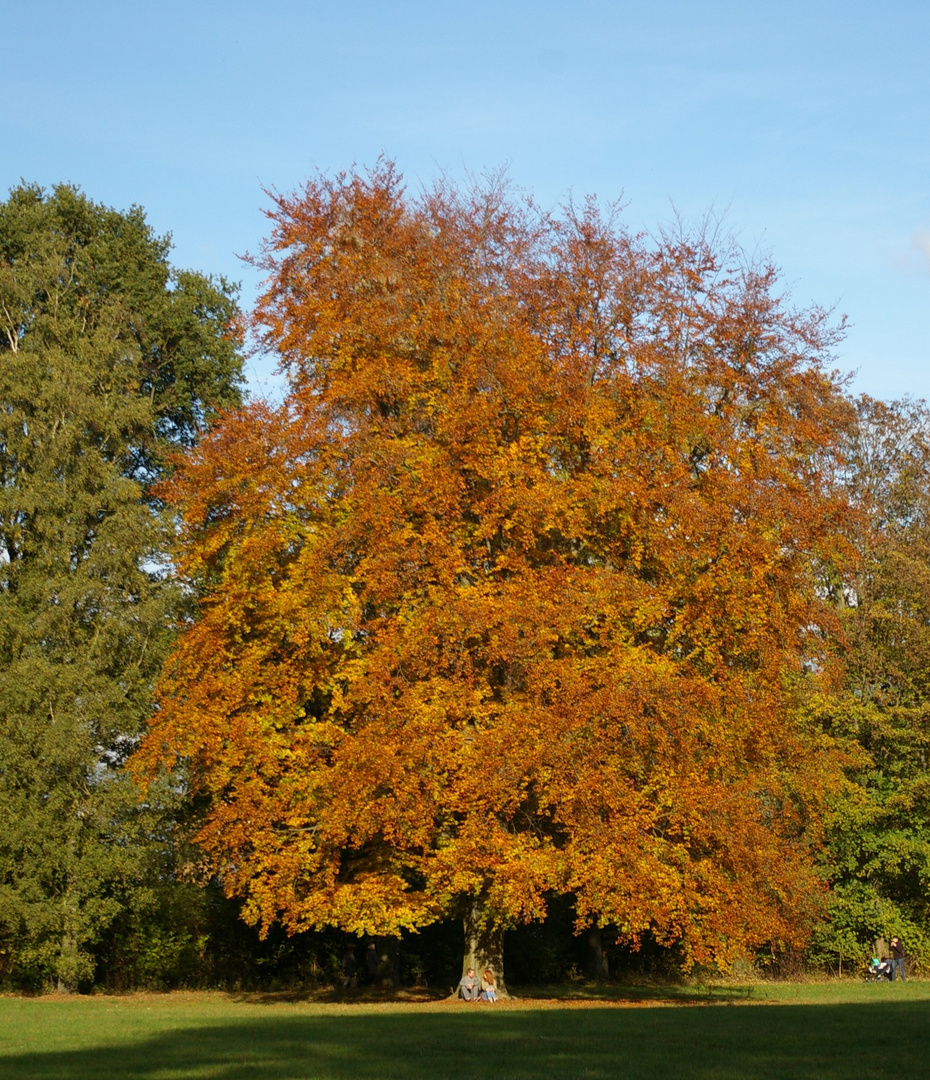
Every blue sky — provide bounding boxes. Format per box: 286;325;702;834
4;0;929;401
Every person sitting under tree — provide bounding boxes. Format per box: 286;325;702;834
480;969;498;1002
458;967;480;1001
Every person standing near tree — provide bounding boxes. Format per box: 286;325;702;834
366;942;379;984
342;944;357;989
890;936;906;981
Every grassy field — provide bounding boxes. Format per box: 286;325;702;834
1;981;928;1079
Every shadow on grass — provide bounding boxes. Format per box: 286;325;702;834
508;981;759;1004
4;1000;930;1080
231;980;755;1007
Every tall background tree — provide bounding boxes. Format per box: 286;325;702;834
135;163;855;987
0;183;243;989
811;396;930;970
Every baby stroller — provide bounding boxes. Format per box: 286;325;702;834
865;957;893;982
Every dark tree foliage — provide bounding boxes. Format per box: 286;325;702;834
0;184;244;990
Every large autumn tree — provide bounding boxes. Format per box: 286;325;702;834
0;184;243;990
136;164;853;986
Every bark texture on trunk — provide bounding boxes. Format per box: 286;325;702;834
56;925;78;995
586;926;609;979
375;935;399;986
462;900;507;997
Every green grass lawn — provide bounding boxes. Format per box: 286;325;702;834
1;981;928;1079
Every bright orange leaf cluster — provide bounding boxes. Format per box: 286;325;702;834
135;163;854;966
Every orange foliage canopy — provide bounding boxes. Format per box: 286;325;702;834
134;164;853;965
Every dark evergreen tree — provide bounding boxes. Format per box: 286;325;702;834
0;184;243;990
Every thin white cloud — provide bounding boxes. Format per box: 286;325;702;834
914;230;930;271
891;230;930;276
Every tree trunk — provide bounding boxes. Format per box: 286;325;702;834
586;925;609;979
56;925;78;995
375;935;399;986
55;882;90;994
462;900;508;997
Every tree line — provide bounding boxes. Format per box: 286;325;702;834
1;169;928;992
